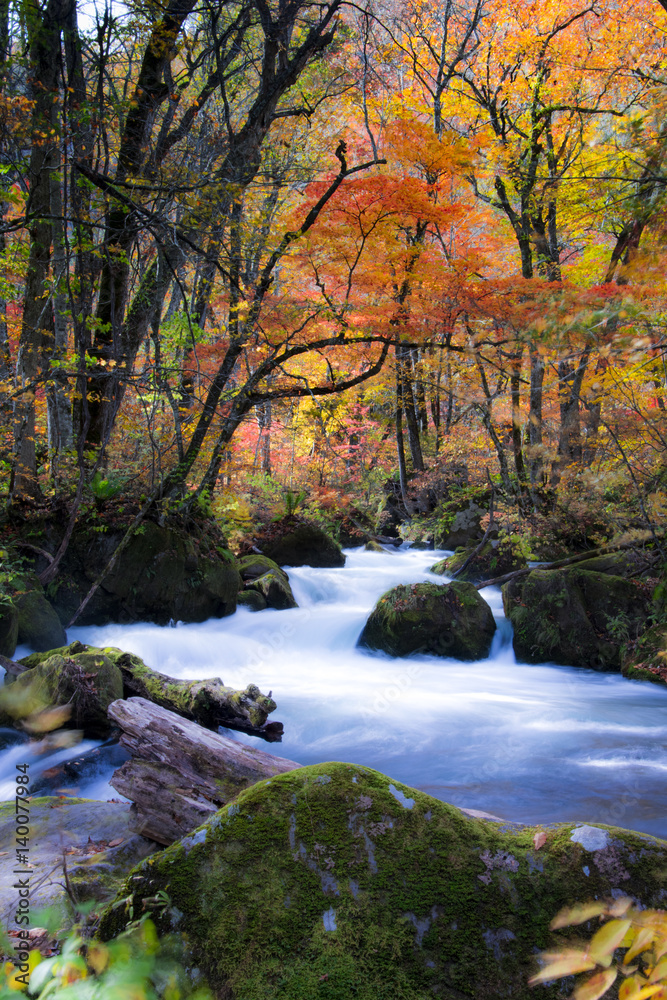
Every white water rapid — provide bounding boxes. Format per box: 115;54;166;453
3;546;667;836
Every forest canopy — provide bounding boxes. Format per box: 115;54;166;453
0;0;665;541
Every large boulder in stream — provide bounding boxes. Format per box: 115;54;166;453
503;568;654;669
100;761;667;1000
254;516;345;568
0;601;18;657
44;518;240;627
245;570;298;610
358;581;496;660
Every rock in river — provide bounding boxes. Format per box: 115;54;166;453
358;581;496;659
99;761;667;1000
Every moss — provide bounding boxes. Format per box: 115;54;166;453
358;582;496;660
0;600;18;657
503;568;653;670
100;762;667;1000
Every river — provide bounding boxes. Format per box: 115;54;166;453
2;546;667;836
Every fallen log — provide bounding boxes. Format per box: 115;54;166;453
474;531;663;591
108;697;300;845
94;644;283;742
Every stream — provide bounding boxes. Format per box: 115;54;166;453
2;546;667;836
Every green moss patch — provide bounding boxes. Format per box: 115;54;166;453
100;762;667;1000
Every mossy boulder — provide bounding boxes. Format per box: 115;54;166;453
99;762;667;1000
357;581;496;660
47;519;240;626
238;553;286;581
364;540;385;553
246;570;298;610
434;501;486;549
257;517;345;568
0;601;18;657
15;584;67;651
0;798;158;931
572;549;654;578
503;568;654;670
431;535;528;584
237;590;268;612
0;650;123;736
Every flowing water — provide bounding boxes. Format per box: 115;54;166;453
2;546;667;836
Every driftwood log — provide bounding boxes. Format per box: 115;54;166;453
108;698;300;845
105;646;284;742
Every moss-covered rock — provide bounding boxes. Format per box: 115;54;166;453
15;584;67;651
0;797;158;931
99;762;667;1000
246;570;298;610
238;554;286;581
0;650;123;736
571;549;654;578
237;590;268;612
434;501;486;549
0;600;18;657
357;581;496;660
364;540;385;553
257;517;345;568
503;568;653;670
47;519;240;627
431;535;528;584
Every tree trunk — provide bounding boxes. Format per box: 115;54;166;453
108;697;300;845
528;349;545;485
510;348;526;487
552;346;591;484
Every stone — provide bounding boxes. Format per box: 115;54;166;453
0;601;18;658
503;568;653;670
238;554;287;582
15;587;67;652
0;650;123;737
237;590;268;612
246;570;298;610
0;798;158;931
431;534;528;584
434;501;486;549
257;517;345;568
357;581;496;660
364;540;385;553
99;762;667;1000
47;519;240;627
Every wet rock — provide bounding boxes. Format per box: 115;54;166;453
47;519;240;627
246;570;297;610
15;585;67;652
0;798;159;931
434;501;486;549
503;568;653;670
238;554;286;582
99;762;667;1000
358;581;496;660
0;602;18;658
431;534;527;584
257;517;345;568
0;650;123;737
237;590;268;612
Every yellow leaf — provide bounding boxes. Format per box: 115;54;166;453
551;902;606;929
590;920;632;965
649;958;667;983
574;967;618;1000
620;976;643;1000
625;927;656;965
529;950;597;984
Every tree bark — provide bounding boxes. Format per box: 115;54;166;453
115;652;284;741
108;698;300;845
